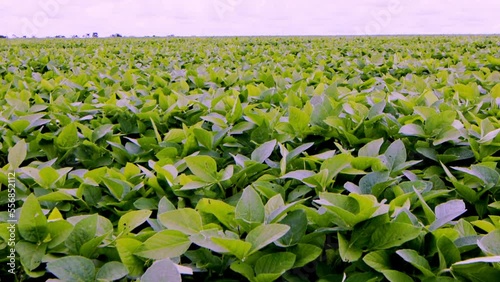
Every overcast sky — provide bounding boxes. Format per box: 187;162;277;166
1;0;499;37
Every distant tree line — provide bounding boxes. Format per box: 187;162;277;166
0;33;176;39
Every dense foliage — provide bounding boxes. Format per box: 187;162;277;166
1;36;500;281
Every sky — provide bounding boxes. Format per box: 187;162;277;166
0;0;499;37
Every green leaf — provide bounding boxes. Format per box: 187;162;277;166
383;139;406;171
135;230;191;260
478;229;500;255
158;196;176;214
116;238;144;278
363;250;392;272
338;232;363;262
359;171;391;197
289;106;309;134
369;222;421;250
359;138;384;157
46;256;96;282
158;208;203;235
47;220;74;249
491;83;500;98
16;241;46;271
141;259;181;282
196;198;237;230
212;238;252;260
56;123;79;148
18;194;48;243
193;128;213;149
8;139;27;169
185;155;218;182
231;261;255;281
276;210;307;247
320;153;353;179
118;210;152;235
95;261;128;281
290;243;322;268
246;224;290;254
66;214;99;255
451;256;500;282
381;270;414;282
255;252;296;275
37;191;75;202
399;124;426;137
251;139;277;163
235;186;265;229
314;193;383;229
437;236;460;269
396;249;434;277
452;165;500;188
429;199;466;231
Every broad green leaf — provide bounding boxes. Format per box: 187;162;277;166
452;165;500;188
383;139;406;171
369;222;421;250
320;153;353;179
396;249;434;277
212;238;252;260
289;106;310;134
437;236;460;269
95;261;128;281
399;124;426;137
135;230;191;259
235;186;265;229
363;250;392;272
196;198;237;230
16;241;46;271
314;193;383;229
116;238;144;278
193;128;213;149
491;83;500;98
141;259;181;282
429;199;466;231
18;194;48;243
158;208;203;235
47;220;74;249
381;270;414;282
8;139;27;169
255;252;296;275
478;229;500;255
185;155;218;182
251;139;277;163
118;210;152;235
37;191;74;202
290;243;322;268
338;233;363;262
231;262;255;281
190;229;238;253
451;256;500;282
158;196;176;214
359;138;384;157
66;214;98;255
47;256;96;282
246;224;290;254
276;210;307;247
56;123;79;148
359;171;391;197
